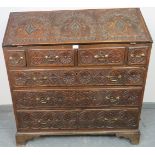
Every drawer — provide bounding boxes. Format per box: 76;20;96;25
128;46;149;65
13;87;143;109
78;47;125;66
10;67;145;87
27;49;75;66
16;108;139;130
5;49;26;67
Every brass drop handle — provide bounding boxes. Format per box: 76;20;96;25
32;77;37;81
103;117;118;121
37;120;46;124
42;76;48;80
44;55;59;62
130;53;145;58
35;97;50;104
9;56;24;60
105;96;120;102
94;54;109;60
37;120;47;125
32;76;48;81
113;118;118;121
9;56;24;64
36;97;40;101
106;75;122;82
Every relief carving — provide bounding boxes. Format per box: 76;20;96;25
6;51;26;67
5;9;149;45
79;48;125;65
11;68;145;87
28;50;74;66
17;109;138;130
13;89;142;109
128;47;148;64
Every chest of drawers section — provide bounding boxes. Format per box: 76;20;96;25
4;43;150;135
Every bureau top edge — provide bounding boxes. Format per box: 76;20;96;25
2;8;153;47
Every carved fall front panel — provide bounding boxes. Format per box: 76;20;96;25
11;68;145;87
13;88;142;109
3;8;151;46
17;109;139;130
78;48;125;65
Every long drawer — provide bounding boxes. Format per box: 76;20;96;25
16;108;139;130
13;87;143;109
10;67;145;87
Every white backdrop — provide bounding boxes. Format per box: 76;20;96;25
0;7;155;105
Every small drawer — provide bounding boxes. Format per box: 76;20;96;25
78;47;125;66
5;50;26;67
27;49;75;66
16;108;139;130
10;67;145;87
13;87;142;109
128;46;149;65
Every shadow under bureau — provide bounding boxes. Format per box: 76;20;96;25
2;8;152;146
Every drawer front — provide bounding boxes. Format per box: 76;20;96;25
28;49;74;66
78;47;125;66
128;46;149;65
11;68;145;87
5;50;26;67
13;88;142;109
16;109;139;130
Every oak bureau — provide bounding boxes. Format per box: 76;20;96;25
2;8;152;146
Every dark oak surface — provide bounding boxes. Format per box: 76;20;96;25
2;8;152;146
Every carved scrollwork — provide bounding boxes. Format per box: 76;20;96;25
13;88;142;109
17;109;139;130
